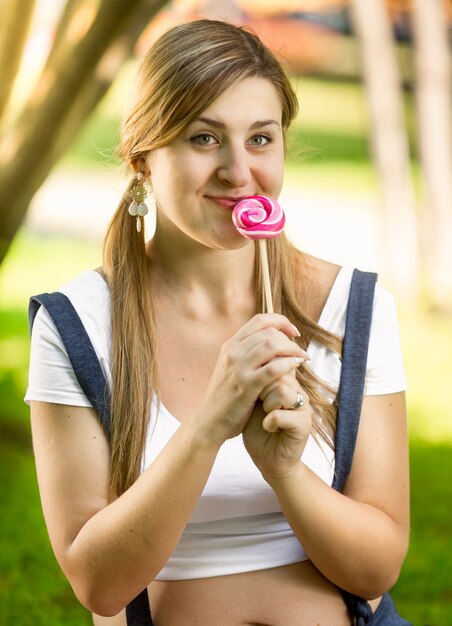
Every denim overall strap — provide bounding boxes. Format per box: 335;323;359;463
332;269;377;493
28;293;154;626
332;272;412;626
333;269;377;625
29;293;111;438
332;269;377;625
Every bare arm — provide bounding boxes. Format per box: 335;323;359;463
260;392;410;599
31;401;220;616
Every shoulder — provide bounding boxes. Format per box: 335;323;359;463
299;258;406;393
294;252;342;323
57;269;110;312
300;253;341;288
32;269;111;355
364;278;406;393
296;253;399;338
299;252;395;311
27;271;112;408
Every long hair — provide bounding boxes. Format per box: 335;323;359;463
102;19;340;499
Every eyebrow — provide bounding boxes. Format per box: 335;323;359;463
195;117;281;131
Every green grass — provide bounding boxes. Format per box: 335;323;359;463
392;442;452;624
0;231;102;310
0;236;98;624
400;304;452;442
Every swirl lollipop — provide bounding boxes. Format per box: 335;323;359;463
232;195;285;313
232;195;285;240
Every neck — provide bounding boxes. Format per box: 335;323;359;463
148;232;257;320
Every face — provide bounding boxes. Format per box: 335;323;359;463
147;76;285;250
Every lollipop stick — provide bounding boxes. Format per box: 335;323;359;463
259;239;273;314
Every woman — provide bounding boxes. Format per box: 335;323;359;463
26;19;410;625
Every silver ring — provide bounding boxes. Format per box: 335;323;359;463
289;391;305;410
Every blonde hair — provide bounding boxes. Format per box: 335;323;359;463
102;19;340;499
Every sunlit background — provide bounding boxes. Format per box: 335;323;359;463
0;1;451;623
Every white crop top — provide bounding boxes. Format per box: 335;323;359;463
25;266;406;580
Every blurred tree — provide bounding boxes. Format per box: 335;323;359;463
412;0;452;314
0;0;168;267
350;0;418;298
0;0;36;123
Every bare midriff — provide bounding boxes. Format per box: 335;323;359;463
92;560;382;625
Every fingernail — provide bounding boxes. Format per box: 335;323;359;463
294;357;304;365
291;324;301;337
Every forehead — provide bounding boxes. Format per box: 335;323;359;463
198;76;283;124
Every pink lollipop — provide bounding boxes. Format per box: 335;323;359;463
232;195;285;313
232;195;285;240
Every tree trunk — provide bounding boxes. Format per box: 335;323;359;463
32;0;168;184
39;0;85;76
412;0;452;314
0;0;36;123
0;0;167;266
350;0;418;298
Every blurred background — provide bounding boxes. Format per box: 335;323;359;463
0;0;451;623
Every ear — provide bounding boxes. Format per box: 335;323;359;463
130;155;150;177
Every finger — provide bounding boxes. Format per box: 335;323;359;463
254;356;305;389
259;370;301;403
262;384;305;414
262;409;311;438
242;330;309;369
233;313;301;343
241;326;310;361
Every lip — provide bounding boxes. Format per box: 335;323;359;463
205;196;249;210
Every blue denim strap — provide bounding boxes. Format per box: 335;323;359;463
29;293;111;439
333;269;377;624
332;268;377;493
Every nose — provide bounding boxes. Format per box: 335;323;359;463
216;143;252;188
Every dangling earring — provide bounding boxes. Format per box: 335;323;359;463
128;172;148;232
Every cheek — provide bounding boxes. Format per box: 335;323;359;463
163;153;207;192
152;160;185;205
261;156;285;194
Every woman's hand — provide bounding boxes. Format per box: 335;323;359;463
189;314;309;447
243;369;312;481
